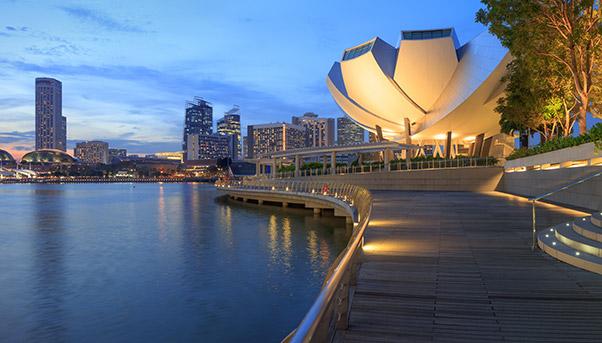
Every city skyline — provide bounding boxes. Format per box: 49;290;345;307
0;0;488;158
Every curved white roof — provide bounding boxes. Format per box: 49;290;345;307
327;28;510;143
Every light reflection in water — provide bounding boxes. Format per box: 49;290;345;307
282;217;292;269
307;230;319;267
158;184;167;241
268;214;278;263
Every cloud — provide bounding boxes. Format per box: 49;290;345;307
4;26;28;32
0;131;35;144
25;44;83;56
0;59;311;118
59;5;146;33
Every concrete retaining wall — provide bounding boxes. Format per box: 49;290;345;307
505;142;601;171
497;166;602;211
288;167;504;192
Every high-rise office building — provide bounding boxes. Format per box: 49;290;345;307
35;77;67;151
337;116;365;145
292;112;335;148
247;123;305;159
74;141;110;164
183;97;213;160
186;134;231;160
217;106;241;160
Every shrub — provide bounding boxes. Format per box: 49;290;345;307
507;123;602;160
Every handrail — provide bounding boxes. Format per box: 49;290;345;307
529;169;602;250
274;157;497;179
216;179;373;342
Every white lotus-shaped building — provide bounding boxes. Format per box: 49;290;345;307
327;28;513;156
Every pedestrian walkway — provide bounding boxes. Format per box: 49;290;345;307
336;191;602;342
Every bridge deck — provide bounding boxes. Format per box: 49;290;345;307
336;191;602;342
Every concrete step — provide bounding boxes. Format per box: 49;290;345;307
538;227;602;275
555;222;602;257
592;212;602;228
573;217;602;243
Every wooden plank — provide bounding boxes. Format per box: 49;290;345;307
337;191;602;342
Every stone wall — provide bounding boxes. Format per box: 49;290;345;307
497;166;602;211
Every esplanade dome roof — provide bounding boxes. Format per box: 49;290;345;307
0;149;15;162
21;149;76;164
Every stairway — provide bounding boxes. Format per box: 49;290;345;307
538;212;602;274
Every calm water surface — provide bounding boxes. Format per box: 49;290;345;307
0;183;349;342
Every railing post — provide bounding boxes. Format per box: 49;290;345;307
334;271;350;331
532;200;537;251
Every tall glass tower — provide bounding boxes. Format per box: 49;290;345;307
35;77;66;151
183;97;213;160
217;105;241;160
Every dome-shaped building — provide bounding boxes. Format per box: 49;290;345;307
21;149;76;164
327;27;516;158
0;149;15;163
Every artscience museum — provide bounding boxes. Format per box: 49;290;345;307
327;28;515;158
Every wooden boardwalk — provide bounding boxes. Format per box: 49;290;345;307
336;191;602;342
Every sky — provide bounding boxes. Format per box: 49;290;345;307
0;0;489;157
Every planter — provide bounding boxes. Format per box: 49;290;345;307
505;142;601;172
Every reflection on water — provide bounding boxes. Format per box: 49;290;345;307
0;183;348;342
31;188;67;342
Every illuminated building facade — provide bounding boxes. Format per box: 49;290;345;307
217;106;242;160
247;123;305;159
292;112;335;148
35;78;67;151
183;97;213;160
74;141;110;164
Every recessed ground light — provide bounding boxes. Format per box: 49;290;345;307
552;242;557;245
566;223;570;226
545;234;549;238
550;228;554;232
575;252;580;256
583;218;586;221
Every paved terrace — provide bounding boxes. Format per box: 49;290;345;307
336;191;602;342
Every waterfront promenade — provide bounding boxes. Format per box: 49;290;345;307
336;191;602;342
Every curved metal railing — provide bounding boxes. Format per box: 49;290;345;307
529;169;602;249
274;157;497;179
215;179;373;342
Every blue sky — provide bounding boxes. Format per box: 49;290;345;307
0;0;488;155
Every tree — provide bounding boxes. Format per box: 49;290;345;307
496;58;576;144
477;0;602;134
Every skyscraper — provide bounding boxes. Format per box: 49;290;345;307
35;77;66;151
337;116;365;145
74;141;110;164
217;105;241;160
183;97;212;160
186;134;231;160
292;112;335;148
247;123;305;159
